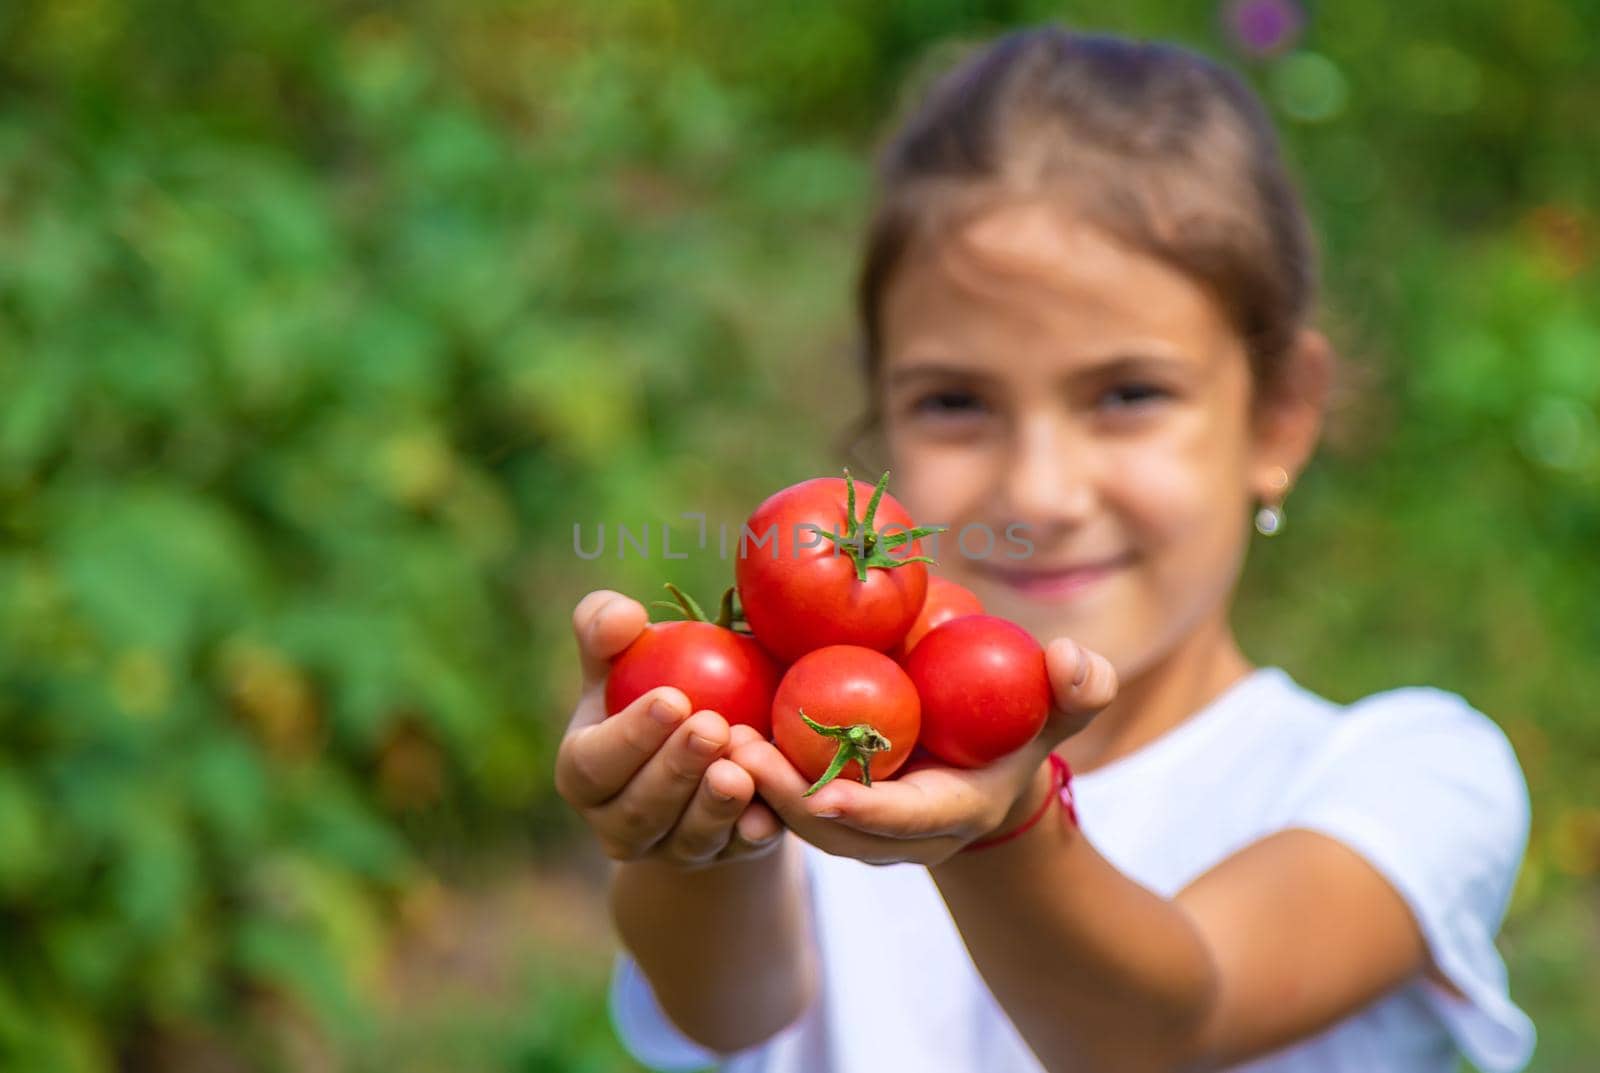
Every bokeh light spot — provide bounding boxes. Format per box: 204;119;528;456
1520;397;1599;474
1224;0;1305;57
1272;52;1348;123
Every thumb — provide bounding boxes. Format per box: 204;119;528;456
1043;637;1118;739
572;590;649;692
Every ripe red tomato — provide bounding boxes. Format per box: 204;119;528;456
736;470;943;666
771;645;920;795
896;576;984;657
903;615;1052;768
605;586;781;734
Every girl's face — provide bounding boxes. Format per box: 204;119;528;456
879;200;1309;679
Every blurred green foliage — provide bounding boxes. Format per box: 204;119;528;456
352;960;638;1073
0;0;1596;1069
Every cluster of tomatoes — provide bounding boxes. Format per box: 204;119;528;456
605;471;1053;796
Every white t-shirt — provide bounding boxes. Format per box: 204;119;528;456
610;666;1536;1072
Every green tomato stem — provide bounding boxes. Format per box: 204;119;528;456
798;709;892;796
657;582;741;628
821;468;948;583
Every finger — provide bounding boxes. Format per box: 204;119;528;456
555;686;690;807
731;740;963;866
728;738;828;829
726;723;767;751
715;727;786;849
732;799;783;847
590;710;730;854
805;766;989;839
730;738;949;838
659;758;753;864
573;590;650;690
1045;638;1119;719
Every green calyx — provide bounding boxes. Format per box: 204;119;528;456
651;582;746;631
799;709;892;797
820;468;947;584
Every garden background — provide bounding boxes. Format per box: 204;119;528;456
1;1;1596;1070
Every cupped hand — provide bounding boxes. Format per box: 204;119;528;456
729;637;1118;867
553;590;784;868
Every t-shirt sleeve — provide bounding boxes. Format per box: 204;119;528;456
1275;686;1536;1073
608;950;721;1072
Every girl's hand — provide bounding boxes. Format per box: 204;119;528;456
554;590;784;869
729;638;1117;867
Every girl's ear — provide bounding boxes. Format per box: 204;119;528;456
1250;328;1334;499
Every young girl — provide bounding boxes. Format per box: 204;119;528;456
556;26;1534;1073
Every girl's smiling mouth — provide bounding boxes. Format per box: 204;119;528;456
977;553;1135;600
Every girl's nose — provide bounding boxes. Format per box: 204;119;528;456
1000;412;1097;537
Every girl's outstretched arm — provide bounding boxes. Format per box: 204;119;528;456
929;800;1425;1072
732;642;1434;1072
612;836;819;1054
558;591;820;1055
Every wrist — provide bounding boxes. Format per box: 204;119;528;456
988;758;1055;841
961;751;1078;854
961;756;1044;848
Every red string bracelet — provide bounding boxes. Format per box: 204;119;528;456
963;753;1077;853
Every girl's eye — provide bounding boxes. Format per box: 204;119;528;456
911;389;986;416
1096;382;1171;410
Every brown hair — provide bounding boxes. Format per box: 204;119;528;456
852;26;1317;441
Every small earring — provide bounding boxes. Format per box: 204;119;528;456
1255;502;1285;536
1254;466;1290;536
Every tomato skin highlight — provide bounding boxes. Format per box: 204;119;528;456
736;476;930;665
903;615;1052;769
897;576;985;657
605;621;781;735
771;645;921;788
